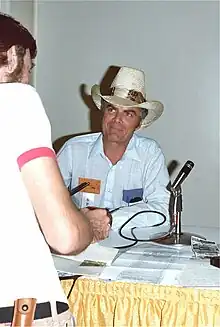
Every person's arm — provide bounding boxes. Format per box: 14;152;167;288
143;142;170;220
20;156;93;254
112;141;170;230
140;142;170;224
13;84;93;254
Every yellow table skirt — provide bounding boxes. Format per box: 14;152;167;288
61;278;220;327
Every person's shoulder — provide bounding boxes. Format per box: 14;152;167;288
2;82;38;97
134;133;166;164
65;132;101;147
57;132;101;155
1;83;47;120
1;83;43;110
134;133;162;151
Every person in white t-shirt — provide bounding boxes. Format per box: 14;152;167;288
0;12;111;326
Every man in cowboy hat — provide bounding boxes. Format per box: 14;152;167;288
57;66;170;238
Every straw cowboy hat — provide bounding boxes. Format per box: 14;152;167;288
91;66;164;128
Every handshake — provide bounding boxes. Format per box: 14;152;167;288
80;206;112;243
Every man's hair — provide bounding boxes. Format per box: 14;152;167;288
101;99;148;121
141;108;148;120
0;12;37;81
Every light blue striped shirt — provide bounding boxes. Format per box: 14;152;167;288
57;132;171;229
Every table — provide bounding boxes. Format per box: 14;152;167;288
61;278;220;327
59;225;220;326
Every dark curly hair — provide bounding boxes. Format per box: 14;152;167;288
0;12;37;81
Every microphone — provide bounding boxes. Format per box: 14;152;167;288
171;160;194;189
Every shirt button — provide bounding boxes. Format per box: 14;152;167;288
107;189;112;193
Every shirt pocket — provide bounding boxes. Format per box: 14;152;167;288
122;188;144;204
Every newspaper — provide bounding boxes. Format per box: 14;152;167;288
191;236;220;258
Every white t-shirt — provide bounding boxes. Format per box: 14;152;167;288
0;83;66;307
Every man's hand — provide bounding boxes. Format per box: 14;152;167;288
81;208;111;242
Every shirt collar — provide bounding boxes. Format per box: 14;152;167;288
124;133;141;162
88;132;141;162
88;133;105;158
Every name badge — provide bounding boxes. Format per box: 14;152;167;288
123;188;143;204
79;177;101;194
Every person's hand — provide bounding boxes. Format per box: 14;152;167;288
80;207;111;242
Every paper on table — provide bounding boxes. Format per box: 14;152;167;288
170;260;220;289
126;242;193;256
112;252;192;270
109;243;193;277
99;258;220;288
191;236;220;258
55;242;119;266
53;254;105;277
57;271;74;278
99;242;198;284
99;266;182;284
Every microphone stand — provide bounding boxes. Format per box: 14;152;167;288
157;185;205;247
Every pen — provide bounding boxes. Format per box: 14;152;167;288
69;182;90;196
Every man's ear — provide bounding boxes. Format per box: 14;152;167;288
6;46;18;73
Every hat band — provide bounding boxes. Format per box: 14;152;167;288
110;87;146;104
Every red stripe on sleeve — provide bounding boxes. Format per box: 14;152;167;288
17;147;56;169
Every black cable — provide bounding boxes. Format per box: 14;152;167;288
114;227;138;249
66;275;82;299
115;210;167;249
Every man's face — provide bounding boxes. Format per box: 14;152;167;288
102;102;142;144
